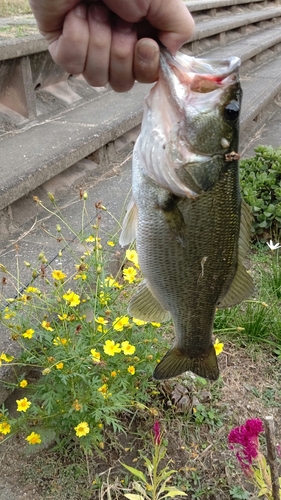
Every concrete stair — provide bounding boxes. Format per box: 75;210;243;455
0;0;281;211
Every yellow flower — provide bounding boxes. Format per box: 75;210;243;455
125;249;139;268
53;336;68;346
56;362;64;370
16;397;31;412
123;267;137;283
98;384;112;399
63;290;80;307
97;325;108;333
151;322;161;327
99;292;110;306
214;339;224;356
58;313;68;321
128;366;136;375
74;421;90;437
19;379;28;388
85;235;95;242
95;316;108;325
104;276;122;289
111;371;117;377
121;341;136;355
103;340;121;356
0;353;14;363
26;286;41;294
74;273;87;281
72;399;82;411
90;349;101;363
0;422;11;435
25;432;41;445
132;318;147;326
22;329;35;339
4;311;15;319
52;270;67;281
41;320;54;331
113;316;130;332
107;241;115;247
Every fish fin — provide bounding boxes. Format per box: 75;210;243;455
238;199;253;259
128;279;171;322
153;345;219;381
217;261;254;308
157;193;186;246
119;197;137;247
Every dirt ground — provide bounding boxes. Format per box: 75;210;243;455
0;341;280;500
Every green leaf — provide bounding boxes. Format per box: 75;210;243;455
124;494;145;500
121;463;147;483
162;487;188;497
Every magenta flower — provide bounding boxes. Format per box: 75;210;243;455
228;419;264;473
153;421;161;445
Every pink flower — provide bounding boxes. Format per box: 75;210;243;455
153;421;161;445
228;419;264;473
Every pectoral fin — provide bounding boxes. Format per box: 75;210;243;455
153;344;219;381
128;279;171;322
157;193;186;246
119;197;137;247
217;261;254;308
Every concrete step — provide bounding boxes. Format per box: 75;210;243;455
0;1;281;213
0;83;150;210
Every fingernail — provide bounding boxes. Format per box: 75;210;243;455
74;3;87;19
137;40;158;63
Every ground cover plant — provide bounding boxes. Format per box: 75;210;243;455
1;146;281;499
0;0;31;16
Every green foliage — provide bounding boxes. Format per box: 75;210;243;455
229;486;250;499
0;196;169;451
122;427;187;500
240;145;281;241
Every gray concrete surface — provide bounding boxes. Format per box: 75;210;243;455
0;82;150;210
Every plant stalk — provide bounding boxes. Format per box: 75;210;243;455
264;416;280;500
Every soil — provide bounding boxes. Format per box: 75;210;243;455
0;342;280;500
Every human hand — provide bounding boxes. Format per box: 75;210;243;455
29;0;195;92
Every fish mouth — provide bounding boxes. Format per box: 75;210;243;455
160;48;241;107
160;48;241;91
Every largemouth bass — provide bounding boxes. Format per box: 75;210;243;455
120;49;254;381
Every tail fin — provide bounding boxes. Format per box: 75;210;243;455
153;345;219;381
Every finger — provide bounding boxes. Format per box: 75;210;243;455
29;0;80;36
48;3;90;74
109;17;137;92
103;0;195;55
134;38;159;84
83;3;111;87
148;0;195;54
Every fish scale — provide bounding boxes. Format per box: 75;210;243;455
120;48;254;381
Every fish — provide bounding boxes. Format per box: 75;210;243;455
120;48;254;381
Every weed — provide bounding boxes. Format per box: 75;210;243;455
229;486;250;499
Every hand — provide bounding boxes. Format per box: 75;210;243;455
29;0;195;92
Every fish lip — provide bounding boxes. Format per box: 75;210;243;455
160;47;241;80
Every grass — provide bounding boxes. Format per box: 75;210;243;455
0;0;31;17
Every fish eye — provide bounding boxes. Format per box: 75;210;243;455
224;100;240;121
